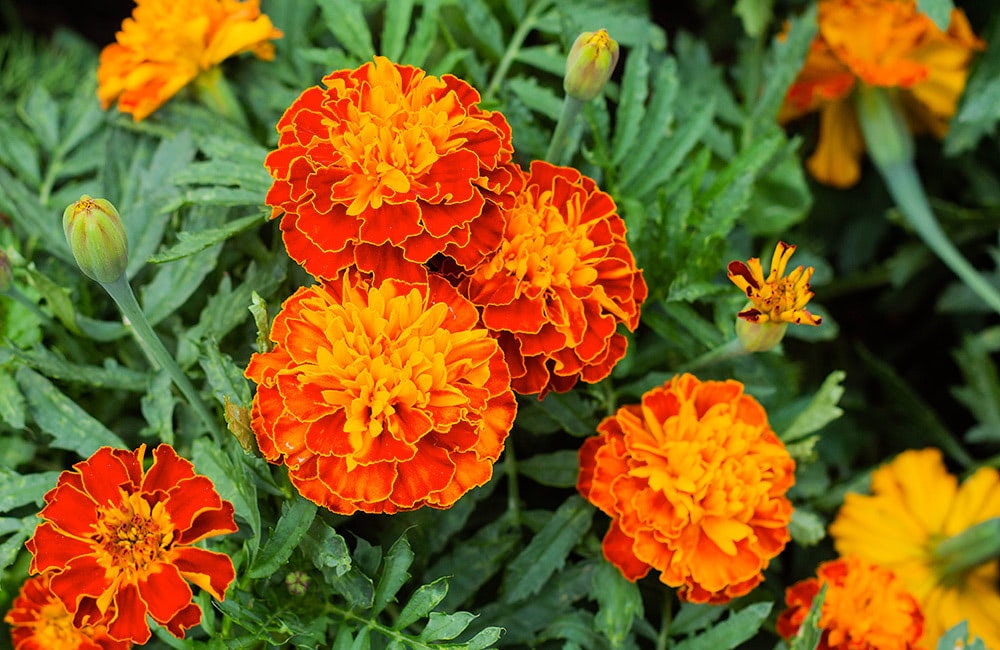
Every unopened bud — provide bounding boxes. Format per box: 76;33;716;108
564;29;619;101
63;195;129;284
735;316;788;353
285;571;309;596
0;250;11;293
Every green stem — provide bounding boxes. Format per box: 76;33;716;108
503;438;522;530
5;284;52;324
192;66;248;127
101;274;218;433
655;594;673;650
679;337;750;373
856;85;1000;315
483;0;553;101
932;517;1000;582
545;95;584;164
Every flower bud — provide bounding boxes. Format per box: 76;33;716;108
735;315;788;353
564;29;619;101
0;250;11;293
285;571;310;596
62;195;129;284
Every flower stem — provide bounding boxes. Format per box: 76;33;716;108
101;274;218;433
545;95;585;164
655;594;673;650
856;85;1000;315
192;66;249;127
483;0;553;101
679;337;750;372
933;516;1000;582
503;438;522;530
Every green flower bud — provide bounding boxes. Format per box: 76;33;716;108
735;315;788;353
564;29;620;101
0;250;11;293
63;195;129;284
285;571;310;596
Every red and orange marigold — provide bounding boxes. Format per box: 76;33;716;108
97;0;283;121
244;269;517;515
776;556;926;650
459;160;646;397
25;445;238;645
265;56;522;283
577;373;794;603
5;572;130;650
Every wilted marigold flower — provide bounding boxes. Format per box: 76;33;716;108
5;572;130;650
265;56;522;283
728;241;822;326
780;0;983;187
25;445;238;644
776;556;926;650
97;0;283;121
577;373;795;603
244;270;517;515
460;161;646;397
830;448;1000;647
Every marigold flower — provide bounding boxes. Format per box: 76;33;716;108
244;270;516;515
780;0;983;187
5;572;130;650
728;241;822;327
460;161;647;397
577;373;795;603
25;445;238;644
265;56;522;283
97;0;283;121
830;448;1000;647
776;556;926;650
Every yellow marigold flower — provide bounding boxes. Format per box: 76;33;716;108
830;448;1000;647
780;0;983;187
777;556;926;650
97;0;283;121
728;241;822;326
577;373;795;604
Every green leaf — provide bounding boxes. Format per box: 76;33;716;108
198;339;252;407
592;561;642;646
501;494;592;603
951;329;1000;443
140;371;175;445
734;0;775;37
0;168;71;262
518;449;580;488
461;0;505;58
418;611;476;643
302;519;352;578
944;16;1000;155
788;583;826;650
148;212;267;263
6;346;149;391
380;0;413;61
16;366;126;456
611;44;650;164
372;535;415;617
0;369;26;428
0;516;36;574
534;390;600;437
21;84;59;151
617;58;679;192
400;0;441;68
466;626;504;650
425;513;519;611
780;370;846;442
192;436;262;539
0;468;61;512
507;76;563;121
670;602;725;636
789;507;826;546
395;576;449;630
672;602;773;650
248;496;318;579
918;0;954;31
318;0;375;60
937;621;989;650
22;266;78;333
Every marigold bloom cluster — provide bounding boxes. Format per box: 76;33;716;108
577;373;795;603
830;448;1000;647
97;0;283;121
5;572;130;650
776;556;925;650
728;241;821;327
780;0;983;187
24;444;238;645
244;270;517;515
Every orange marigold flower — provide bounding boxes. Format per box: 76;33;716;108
780;0;983;187
5;572;131;650
25;445;238;645
776;556;926;650
460;160;647;397
727;241;822;326
265;56;522;283
830;449;1000;648
97;0;283;121
577;373;795;603
244;270;517;515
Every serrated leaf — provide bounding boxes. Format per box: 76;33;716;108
400;0;441;67
192;436;261;539
734;0;775;37
593;560;642;646
461;0;505;57
501;495;592;603
419;611;476;642
22;266;78;333
372;535;415;616
937;621;989;650
918;0;954;30
22;84;59;151
536;391;599;437
140;371;175;444
198;339;252;407
425;513;519;611
248;496;317;579
789;507;826;546
611;44;650;164
303;519;352;577
670;602;725;636
395;577;449;630
788;583;826;650
951;331;1000;443
16;366;126;456
0;468;61;512
518;449;580;488
148;212;266;263
618;59;679;191
380;0;413;61
672;602;772;650
0;369;26;428
945;16;1000;155
6;347;150;391
507;76;563;121
781;370;846;442
318;0;375;60
466;626;504;650
0;516;35;574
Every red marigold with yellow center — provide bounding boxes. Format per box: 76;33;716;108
5;572;130;650
265;56;522;283
577;373;795;603
244;270;517;515
25;445;238;645
776;556;926;649
830;448;1000;647
97;0;283;121
460;160;646;397
728;241;822;327
780;0;983;187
